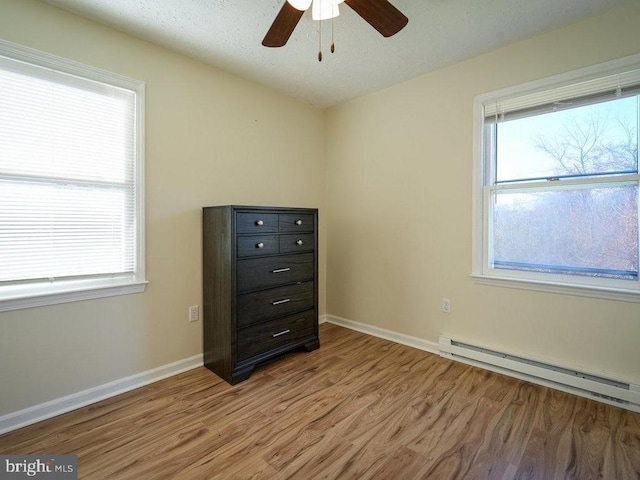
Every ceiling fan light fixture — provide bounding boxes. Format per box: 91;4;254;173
263;0;408;51
286;0;312;11
312;0;339;21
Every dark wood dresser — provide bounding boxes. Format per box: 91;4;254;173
202;205;319;384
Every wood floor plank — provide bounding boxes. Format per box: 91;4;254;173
363;446;430;480
611;411;640;477
1;323;639;479
514;388;579;479
562;401;622;479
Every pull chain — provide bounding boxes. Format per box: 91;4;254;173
318;15;323;61
331;14;335;53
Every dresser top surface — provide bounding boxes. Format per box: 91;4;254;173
203;205;318;213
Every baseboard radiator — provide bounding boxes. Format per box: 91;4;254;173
439;337;640;413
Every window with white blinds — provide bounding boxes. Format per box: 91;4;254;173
0;40;145;311
472;54;640;302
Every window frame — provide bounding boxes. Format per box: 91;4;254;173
0;39;146;312
472;54;640;303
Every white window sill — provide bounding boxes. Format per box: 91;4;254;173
0;278;148;312
470;274;640;303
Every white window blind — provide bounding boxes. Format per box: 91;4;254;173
484;67;640;122
0;41;145;309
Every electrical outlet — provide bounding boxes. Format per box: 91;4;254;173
189;305;199;322
442;298;451;314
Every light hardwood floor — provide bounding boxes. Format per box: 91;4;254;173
1;323;639;479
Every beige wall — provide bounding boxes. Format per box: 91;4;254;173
326;3;640;384
0;0;326;415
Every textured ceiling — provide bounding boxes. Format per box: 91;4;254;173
41;0;636;108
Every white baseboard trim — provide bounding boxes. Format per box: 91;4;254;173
0;354;203;435
324;314;439;355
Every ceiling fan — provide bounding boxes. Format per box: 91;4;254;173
262;0;408;48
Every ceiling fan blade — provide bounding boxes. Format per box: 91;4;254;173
262;2;305;47
344;0;408;37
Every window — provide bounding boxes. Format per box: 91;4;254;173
473;56;640;301
0;40;146;312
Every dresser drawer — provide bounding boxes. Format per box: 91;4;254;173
237;235;279;257
237;253;314;293
236;213;278;234
237;282;314;328
279;233;315;254
279;213;315;233
236;310;316;362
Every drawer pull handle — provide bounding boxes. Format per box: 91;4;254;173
271;298;291;305
256;242;265;249
296;239;304;246
256;220;264;226
272;329;291;338
295;219;303;225
272;268;291;274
